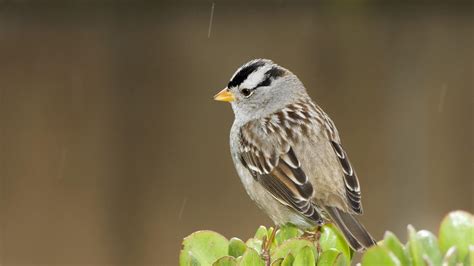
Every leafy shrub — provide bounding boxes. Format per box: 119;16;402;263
180;210;473;266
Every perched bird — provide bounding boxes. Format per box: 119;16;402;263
214;59;376;251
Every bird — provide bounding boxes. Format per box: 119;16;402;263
213;58;377;252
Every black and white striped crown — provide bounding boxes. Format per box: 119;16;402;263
228;59;287;90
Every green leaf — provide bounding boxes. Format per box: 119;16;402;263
361;246;401;266
439;210;474;262
213;256;238;266
247;226;273;255
267;227;275;240
238;248;265;266
189;253;200;266
229;238;247;258
464;245;474;266
333;253;348;266
245;238;263;254
407;225;423;266
275;223;302;245
317;249;343;266
442;246;458;266
271;258;283;266
319;224;351;263
271;239;316;261
415;230;442;265
266;227;277;250
293;246;316;266
254;226;268;241
281;253;295;266
235;256;242;263
382;231;409;266
180;230;229;266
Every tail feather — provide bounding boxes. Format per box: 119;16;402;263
324;206;376;252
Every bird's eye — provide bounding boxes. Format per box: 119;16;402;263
241;88;252;97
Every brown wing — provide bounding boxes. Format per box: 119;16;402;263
238;128;323;224
313;103;363;214
330;141;362;214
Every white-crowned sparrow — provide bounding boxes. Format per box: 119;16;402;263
214;59;376;251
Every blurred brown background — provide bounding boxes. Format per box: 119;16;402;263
0;1;472;265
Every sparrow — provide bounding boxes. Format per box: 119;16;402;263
213;59;376;251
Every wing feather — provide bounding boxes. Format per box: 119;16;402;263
330;141;362;214
238;127;323;224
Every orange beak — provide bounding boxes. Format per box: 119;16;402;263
213;88;235;102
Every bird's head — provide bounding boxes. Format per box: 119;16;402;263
214;59;308;123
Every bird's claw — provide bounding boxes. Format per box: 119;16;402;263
301;226;323;254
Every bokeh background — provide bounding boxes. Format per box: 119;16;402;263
0;1;472;265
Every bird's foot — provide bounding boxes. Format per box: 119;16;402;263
301;226;322;254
